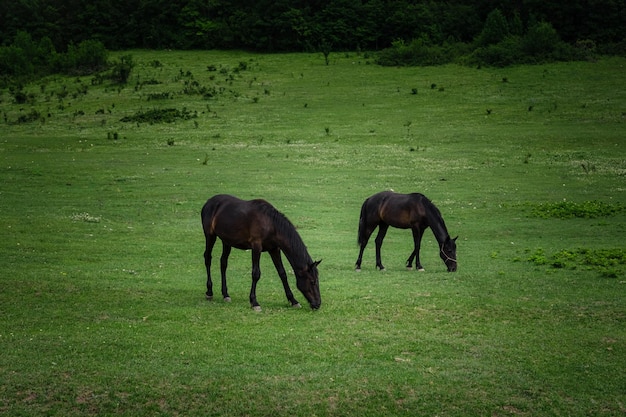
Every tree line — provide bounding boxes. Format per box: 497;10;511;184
1;0;624;53
1;0;625;86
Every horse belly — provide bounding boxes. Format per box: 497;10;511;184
382;211;413;229
387;220;411;229
212;216;254;249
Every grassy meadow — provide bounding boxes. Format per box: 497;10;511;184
1;50;625;416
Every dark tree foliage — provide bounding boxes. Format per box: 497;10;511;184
0;31;108;80
2;0;625;53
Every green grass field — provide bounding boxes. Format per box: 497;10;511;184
1;50;625;416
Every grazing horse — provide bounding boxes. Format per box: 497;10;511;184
355;191;457;272
201;194;321;311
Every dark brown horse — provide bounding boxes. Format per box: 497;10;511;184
355;191;457;272
201;194;321;311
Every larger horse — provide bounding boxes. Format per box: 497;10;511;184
355;191;457;272
201;194;321;311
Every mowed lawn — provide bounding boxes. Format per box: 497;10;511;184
0;51;624;416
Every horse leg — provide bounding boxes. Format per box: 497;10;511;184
374;224;389;270
204;234;217;300
249;248;263;311
405;228;419;269
269;248;300;308
410;227;425;271
355;226;376;271
405;249;417;270
355;243;367;271
219;243;232;301
355;242;368;271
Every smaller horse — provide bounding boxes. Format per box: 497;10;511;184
201;194;321;311
355;191;457;272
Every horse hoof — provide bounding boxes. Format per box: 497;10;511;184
355;268;361;272
417;268;425;272
292;303;302;309
224;297;231;302
406;267;414;271
252;305;262;312
206;295;213;301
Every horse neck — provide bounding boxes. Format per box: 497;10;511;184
426;204;450;245
278;231;312;270
273;219;312;270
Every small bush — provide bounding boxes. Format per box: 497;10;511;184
529;200;624;219
526;248;625;277
65;39;109;74
120;107;197;124
469;36;524;67
50;40;108;75
376;37;456;67
9;85;30;104
15;109;42;124
109;55;134;84
146;92;172;100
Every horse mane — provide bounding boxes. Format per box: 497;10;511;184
255;200;312;264
419;194;450;242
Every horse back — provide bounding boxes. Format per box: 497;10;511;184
376;192;429;229
201;195;277;250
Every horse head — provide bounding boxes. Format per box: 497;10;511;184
440;236;458;272
296;260;322;310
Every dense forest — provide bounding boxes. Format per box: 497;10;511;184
1;0;625;84
1;0;624;52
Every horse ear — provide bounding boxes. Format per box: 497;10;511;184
313;259;322;267
452;236;458;242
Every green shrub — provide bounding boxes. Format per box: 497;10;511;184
470;36;524;67
376;37;456;67
53;39;108;75
9;85;29;104
529;200;624;219
0;45;34;77
72;39;108;73
120;107;197;124
15;109;42;124
109;54;135;84
527;247;625;277
522;21;564;60
0;32;110;86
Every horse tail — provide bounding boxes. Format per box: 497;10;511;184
357;198;369;246
200;196;220;235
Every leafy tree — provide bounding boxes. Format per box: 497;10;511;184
0;45;32;78
0;31;57;79
522;20;563;59
476;8;509;46
62;39;109;74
